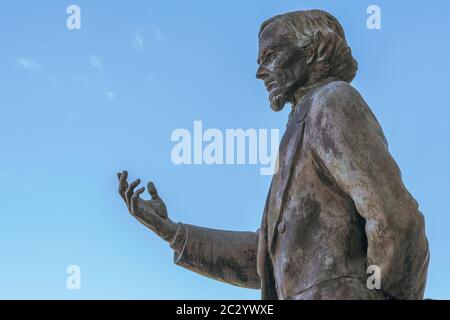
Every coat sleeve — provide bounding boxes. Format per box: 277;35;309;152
307;81;429;299
169;223;261;289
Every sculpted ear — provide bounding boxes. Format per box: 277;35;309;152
306;30;335;64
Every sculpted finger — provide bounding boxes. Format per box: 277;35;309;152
118;170;129;201
147;181;160;200
125;178;141;209
131;187;145;215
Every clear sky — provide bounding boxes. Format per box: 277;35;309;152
0;0;449;299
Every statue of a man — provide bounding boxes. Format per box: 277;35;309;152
117;10;429;300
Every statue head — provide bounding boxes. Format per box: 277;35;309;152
256;10;358;111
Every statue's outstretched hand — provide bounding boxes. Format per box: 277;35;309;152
118;171;177;242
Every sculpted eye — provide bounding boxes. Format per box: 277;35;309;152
264;52;275;63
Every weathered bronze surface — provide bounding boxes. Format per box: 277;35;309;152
117;9;429;300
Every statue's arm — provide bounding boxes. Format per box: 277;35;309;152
169;223;261;289
117;171;260;289
308;82;429;300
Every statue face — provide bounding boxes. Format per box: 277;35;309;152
256;21;308;111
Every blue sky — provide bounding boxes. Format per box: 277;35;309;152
0;0;449;299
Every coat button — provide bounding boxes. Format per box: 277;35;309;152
282;260;289;272
278;221;286;234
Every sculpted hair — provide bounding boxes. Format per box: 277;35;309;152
259;10;358;83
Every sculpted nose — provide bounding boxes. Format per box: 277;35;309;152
256;64;267;80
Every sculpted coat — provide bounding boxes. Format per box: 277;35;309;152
169;79;429;300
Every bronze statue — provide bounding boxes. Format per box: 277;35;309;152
117;10;429;299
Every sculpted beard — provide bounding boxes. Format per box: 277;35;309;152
268;74;304;112
268;71;292;112
269;86;288;111
267;59;309;112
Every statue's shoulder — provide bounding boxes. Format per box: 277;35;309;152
315;80;362;104
308;80;366;120
306;80;387;146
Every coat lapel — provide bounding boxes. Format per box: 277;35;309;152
267;99;313;251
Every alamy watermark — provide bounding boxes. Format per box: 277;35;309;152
66;5;81;30
367;265;381;290
367;5;382;30
66;265;81;290
170;121;280;176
